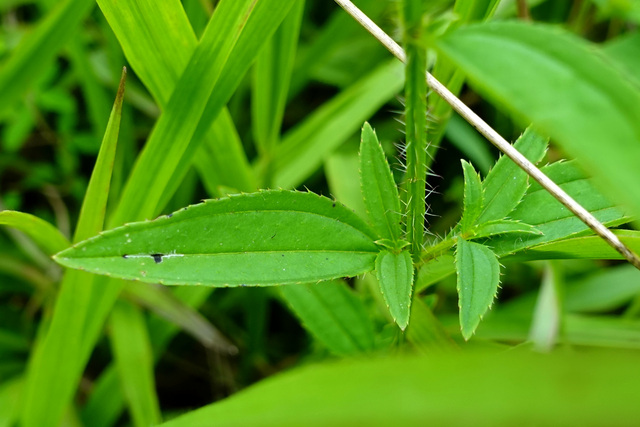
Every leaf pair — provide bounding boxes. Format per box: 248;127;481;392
455;128;547;339
55;123;414;328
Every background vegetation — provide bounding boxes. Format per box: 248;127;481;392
1;0;640;425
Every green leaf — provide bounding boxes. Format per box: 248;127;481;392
375;250;414;330
0;211;69;256
359;122;402;243
406;298;457;353
479;127;548;223
109;0;260;226
445;114;493;174
455;239;500;340
603;32;640;89
436;21;640;219
280;280;375;356
415;254;455;293
110;301;161;427
159;351;640;426
272;59;404;189
488;160;630;256
564;265;640;313
472;219;542;239
460;160;484;232
20;68;126;427
55;191;378;286
505;230;640;262
528;262;563;352
0;0;94;114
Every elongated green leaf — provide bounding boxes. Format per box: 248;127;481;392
110;0;257;226
445;114;493;174
455;239;500;340
194;108;256;197
325;150;368;219
160;351;640;426
280;280;375;356
110;301;161;427
479;127;548;223
488;160;630;256
0;0;94;113
55;191;378;286
75;67;126;242
472;220;541;239
360;122;402;243
375;250;414;330
436;22;640;219
505;230;640;262
82;286;214;427
0;375;22;427
603;32;640;89
252;2;303;157
272;60;404;188
125;282;236;353
564;265;640;313
0;211;69;255
460;160;483;232
21;68;126;427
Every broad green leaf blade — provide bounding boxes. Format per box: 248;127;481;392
21;67;126;427
55;191;378;286
505;230;640;262
436;22;640;219
472;220;542;239
479;127;548;223
0;0;94;114
0;211;69;255
455;239;500;340
110;301;161;427
460;160;484;232
271;60;404;188
375;250;414;330
359;122;402;243
280;280;375;356
159;351;640;426
488;160;630;256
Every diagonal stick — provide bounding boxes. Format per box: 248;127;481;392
334;0;640;269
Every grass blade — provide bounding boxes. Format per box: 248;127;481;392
280;280;375;356
110;301;161;427
0;0;94;114
0;211;69;256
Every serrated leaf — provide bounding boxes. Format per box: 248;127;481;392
472;219;542;239
460;160;484;232
54;191;378;286
280;280;375;356
455;239;500;340
436;21;640;220
488;160;630;256
359;122;402;243
375;250;414;330
479;127;548;223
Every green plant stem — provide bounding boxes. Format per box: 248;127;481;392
402;0;428;257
